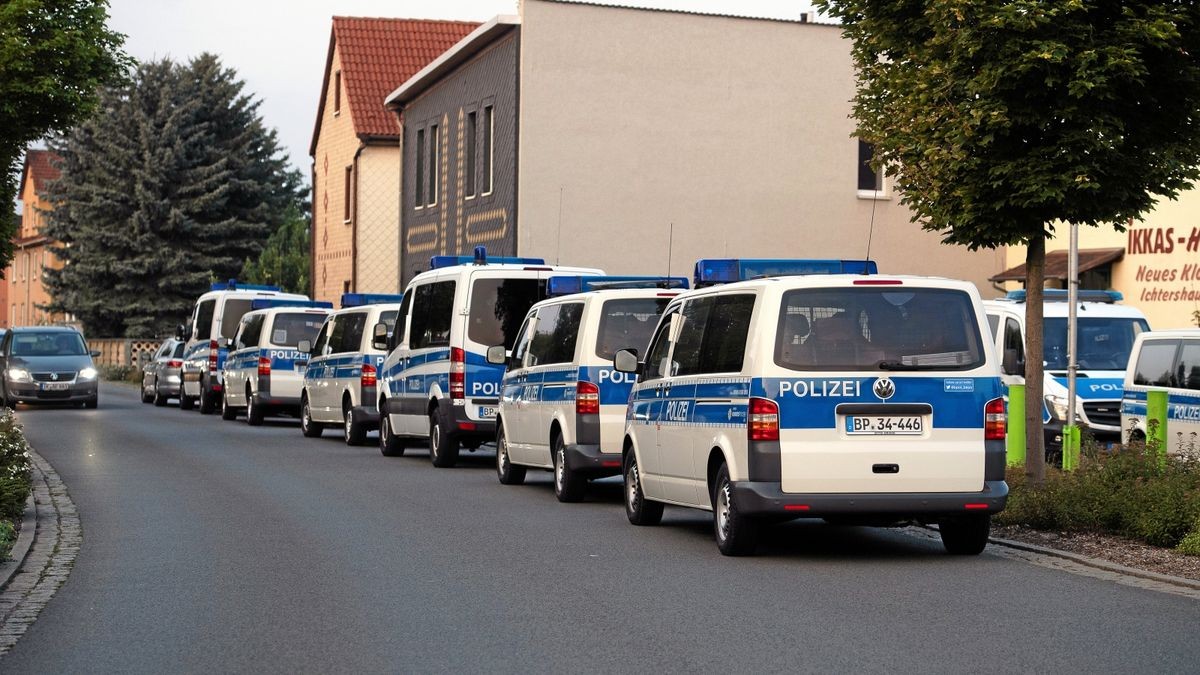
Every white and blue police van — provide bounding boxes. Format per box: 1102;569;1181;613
612;258;1007;556
983;289;1149;455
299;293;405;445
1121;329;1200;454
487;275;687;501
378;247;602;466
179;280;309;413
220;299;331;425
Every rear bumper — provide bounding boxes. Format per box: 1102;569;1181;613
564;443;623;477
254;393;300;411
350;404;378;429
730;480;1009;517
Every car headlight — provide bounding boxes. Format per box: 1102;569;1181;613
1045;395;1070;422
78;367;98;380
6;368;30;383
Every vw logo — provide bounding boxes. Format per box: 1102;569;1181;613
873;377;895;401
51;373;58;381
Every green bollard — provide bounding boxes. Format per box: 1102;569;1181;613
1147;389;1169;470
1062;424;1081;471
1006;384;1026;467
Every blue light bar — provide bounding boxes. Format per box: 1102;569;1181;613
1005;289;1123;303
693;258;879;286
249;299;333;311
429;245;546;270
210;278;281;292
547;275;689;296
340;293;405;308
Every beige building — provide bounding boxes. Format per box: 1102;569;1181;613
7;150;67;327
386;0;1005;288
309;17;477;303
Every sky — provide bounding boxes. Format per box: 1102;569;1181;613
102;0;821;177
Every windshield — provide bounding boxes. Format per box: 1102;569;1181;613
1043;317;1148;371
595;297;671;359
269;313;325;348
775;288;985;371
11;332;88;357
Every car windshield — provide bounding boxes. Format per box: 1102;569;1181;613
11;332;87;357
1043;317;1149;371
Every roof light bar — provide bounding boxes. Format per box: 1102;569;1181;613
1004;289;1123;304
249;299;333;311
693;258;879;286
429;246;545;269
340;293;406;308
210;279;281;292
546;275;689;297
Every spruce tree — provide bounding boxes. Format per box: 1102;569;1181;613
42;54;303;337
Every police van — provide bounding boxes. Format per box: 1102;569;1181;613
487;276;686;501
983;290;1149;455
179;280;308;413
220;300;331;425
1121;329;1200;454
378;248;601;466
299;293;405;445
613;258;1007;556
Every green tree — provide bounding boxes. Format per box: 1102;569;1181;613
240;204;310;294
0;0;130;272
42;54;304;337
816;0;1200;483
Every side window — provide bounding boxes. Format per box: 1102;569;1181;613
527;302;582;366
697;294;754;373
1003;318;1024;364
391;293;412;350
236;315;263;350
1179;340;1200;391
986;314;1000;341
510;313;535;369
328;317;348;355
1133;340;1180;387
673;298;712;376
409;281;455;350
527;304;560;367
642;309;679;381
312;321;332;357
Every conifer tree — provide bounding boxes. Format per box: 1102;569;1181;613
240;205;311;294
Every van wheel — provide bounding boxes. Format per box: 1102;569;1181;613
199;382;217;414
624;451;663;526
496;424;525;485
554;434;585;502
379;410;405;457
179;391;194;410
343;401;366;446
246;388;265;426
220;389;238;421
713;463;759;556
300;395;323;437
939;514;991;555
429;409;460;468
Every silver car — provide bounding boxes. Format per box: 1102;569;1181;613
141;338;185;406
0;326;100;408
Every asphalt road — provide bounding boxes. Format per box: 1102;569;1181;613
2;383;1199;673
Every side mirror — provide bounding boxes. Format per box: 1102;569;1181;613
297;340;311;354
486;345;507;365
372;322;389;351
175;323;185;340
90;350;101;359
1002;348;1023;376
614;349;640;374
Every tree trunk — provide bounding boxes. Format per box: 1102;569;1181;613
1024;234;1047;485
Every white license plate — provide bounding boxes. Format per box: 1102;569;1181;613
41;382;69;391
478;405;497;419
845;415;923;435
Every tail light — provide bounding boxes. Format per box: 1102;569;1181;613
985;398;1006;440
257;356;271;377
208;340;219;372
576;380;599;415
449;347;465;401
749;397;779;441
167;360;182;368
361;363;377;389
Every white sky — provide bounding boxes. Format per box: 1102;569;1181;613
103;0;821;178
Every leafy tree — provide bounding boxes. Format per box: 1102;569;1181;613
240;204;310;294
42;54;304;337
0;0;130;272
816;0;1200;483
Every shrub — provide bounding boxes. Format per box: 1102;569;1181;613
1176;519;1200;556
98;364;142;383
0;411;32;522
0;520;14;561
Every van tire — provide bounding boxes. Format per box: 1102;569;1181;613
624;450;663;526
301;395;323;437
179;392;195;410
220;389;238;421
713;463;759;556
939;514;991;555
379;410;405;456
343;401;366;446
199;382;217;415
496;424;525;485
553;434;585;503
246;388;265;426
429;409;459;468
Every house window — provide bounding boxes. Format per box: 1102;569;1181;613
482;106;494;195
857;140;887;199
415;128;425;208
343;280;351;294
334;71;341;114
465;110;477;198
428;124;439;207
343;166;352;223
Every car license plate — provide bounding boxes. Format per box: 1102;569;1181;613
41;382;69;392
845;415;923;435
478;405;497;419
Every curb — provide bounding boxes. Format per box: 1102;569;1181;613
0;470;40;591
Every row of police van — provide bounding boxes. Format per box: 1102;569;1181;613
163;247;1196;555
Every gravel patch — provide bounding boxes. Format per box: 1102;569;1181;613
993;524;1200;581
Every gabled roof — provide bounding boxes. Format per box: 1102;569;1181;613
20;149;61;196
385;16;520;110
310;17;480;155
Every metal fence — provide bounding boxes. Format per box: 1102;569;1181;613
88;338;161;368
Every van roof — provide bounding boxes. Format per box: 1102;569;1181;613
406;263;603;286
1137;328;1200;340
671;273;977;297
983;298;1148;320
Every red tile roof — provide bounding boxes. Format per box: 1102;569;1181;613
311;17;480;154
21;149;62;194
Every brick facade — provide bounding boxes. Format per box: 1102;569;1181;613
7;151;66;327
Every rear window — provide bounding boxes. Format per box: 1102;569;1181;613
775;288;985;371
1132;340;1180;387
467;277;543;349
194;299;216;340
270;312;325;348
220;299;254;340
595;297;671;360
172;342;185;358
